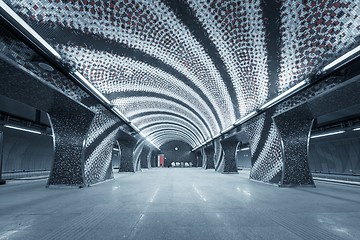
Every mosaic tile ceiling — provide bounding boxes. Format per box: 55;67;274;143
5;0;360;148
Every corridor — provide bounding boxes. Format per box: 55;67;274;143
0;168;359;240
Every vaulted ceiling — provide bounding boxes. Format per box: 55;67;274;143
3;0;360;148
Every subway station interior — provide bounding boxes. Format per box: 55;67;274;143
0;0;360;239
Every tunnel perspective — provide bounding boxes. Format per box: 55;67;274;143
159;140;196;168
1;1;360;239
0;0;359;189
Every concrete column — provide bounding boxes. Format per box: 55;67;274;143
204;146;215;169
219;141;238;174
273;104;315;187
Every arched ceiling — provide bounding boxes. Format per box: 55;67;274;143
4;0;360;148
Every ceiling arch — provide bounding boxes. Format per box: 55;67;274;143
130;112;207;141
115;97;215;138
4;0;360;149
149;131;198;147
141;123;201;145
135;116;206;141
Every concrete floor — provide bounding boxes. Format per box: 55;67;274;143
0;168;360;240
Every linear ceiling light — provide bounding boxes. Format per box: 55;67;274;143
240;147;250;151
322;45;360;72
259;80;307;111
352;127;360;131
0;2;61;59
310;130;345;139
4;124;42;135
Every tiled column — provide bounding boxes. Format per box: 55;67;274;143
273;104;315;187
219;140;238;174
150;151;158;167
214;139;224;171
146;150;156;169
47;108;95;186
204;146;215;169
195;151;202;167
83;105;122;185
118;139;137;172
140;146;150;169
245;109;283;184
133;140;145;171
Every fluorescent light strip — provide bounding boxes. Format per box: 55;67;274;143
310;130;345;139
353;127;360;131
73;71;111;105
240;147;250;151
113;148;119;151
4;125;42;135
0;2;61;59
260;80;307;111
322;45;360;72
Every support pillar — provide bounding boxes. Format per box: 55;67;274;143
150;151;157;167
273;104;315;187
83;105;122;185
204;146;215;169
47;108;95;186
0;132;5;185
140;146;150;169
118;139;137;172
219;140;238;174
133;140;145;171
146;150;153;169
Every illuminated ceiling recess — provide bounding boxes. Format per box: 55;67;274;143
3;0;360;149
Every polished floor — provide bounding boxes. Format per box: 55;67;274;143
0;168;360;240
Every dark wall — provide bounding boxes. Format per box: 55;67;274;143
160;140;196;167
0;95;50;126
0;127;54;172
308;130;360;175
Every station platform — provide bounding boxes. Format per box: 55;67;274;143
0;168;359;240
